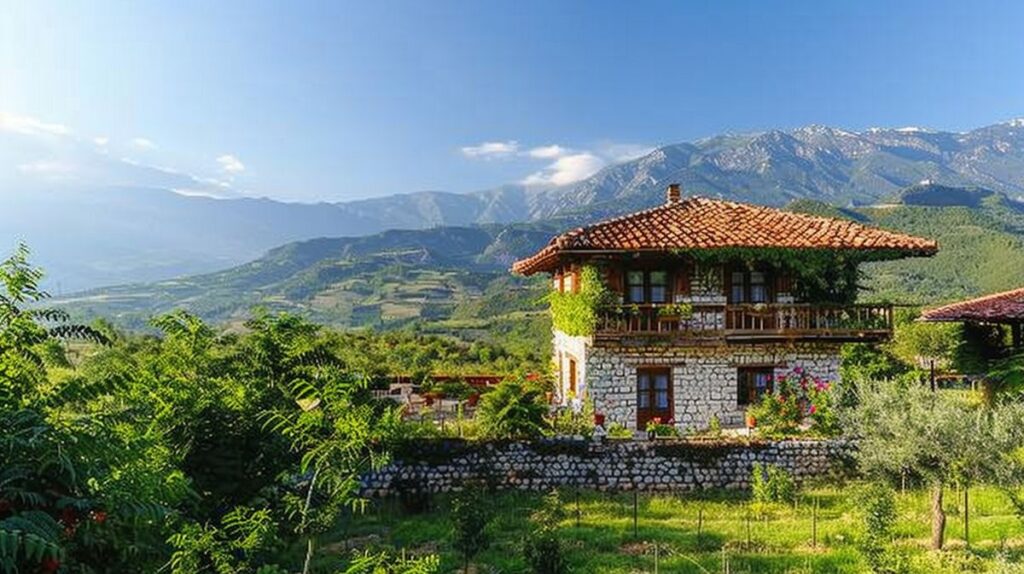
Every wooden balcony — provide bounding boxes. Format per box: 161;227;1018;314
595;303;893;344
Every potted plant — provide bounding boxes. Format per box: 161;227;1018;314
594;412;606;427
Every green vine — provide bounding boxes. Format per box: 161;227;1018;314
676;247;876;304
548;265;611;336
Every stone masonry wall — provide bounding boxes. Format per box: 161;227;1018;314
361;438;853;497
588;343;841;430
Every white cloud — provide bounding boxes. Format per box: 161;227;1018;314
0;112;71;137
526;145;568;159
599;142;655;163
216;154;245;174
130;137;157;150
460;140;519;159
522;152;606;186
461;136;652;187
93;136;109;147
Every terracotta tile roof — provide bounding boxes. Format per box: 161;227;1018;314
920;287;1024;323
512;196;938;275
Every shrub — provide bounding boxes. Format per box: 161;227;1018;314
523;491;569;574
551;399;594;439
450;487;492;571
645;418;679;438
707;414;722;437
751;463;796;515
606;423;633;439
858;482;902;574
477;377;548;439
748;368;839;437
524;532;569;574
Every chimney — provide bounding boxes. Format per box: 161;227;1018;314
666;183;681;204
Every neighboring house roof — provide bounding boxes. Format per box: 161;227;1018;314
920;287;1024;323
512;195;938;275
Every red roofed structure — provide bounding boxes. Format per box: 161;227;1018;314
921;287;1024;349
513;193;937;275
517;184;938;432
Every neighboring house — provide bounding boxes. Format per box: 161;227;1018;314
921;287;1024;351
512;184;937;430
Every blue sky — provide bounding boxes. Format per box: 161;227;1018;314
2;0;1023;202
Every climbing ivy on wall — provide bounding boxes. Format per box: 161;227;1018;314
548;265;611;336
680;247;887;304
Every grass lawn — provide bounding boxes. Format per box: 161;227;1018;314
325;484;1024;573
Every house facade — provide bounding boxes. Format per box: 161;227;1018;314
513;184;938;430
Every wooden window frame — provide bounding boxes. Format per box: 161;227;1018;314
625;269;672;304
727;266;775;304
636;367;673;428
737;366;774;406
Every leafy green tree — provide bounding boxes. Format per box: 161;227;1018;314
477;376;548;439
523;491;569;574
262;331;403;574
450;487;492;573
847;380;994;549
0;245;185;572
857;483;905;574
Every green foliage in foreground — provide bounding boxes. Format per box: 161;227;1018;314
341;485;1024;574
1;246;441;573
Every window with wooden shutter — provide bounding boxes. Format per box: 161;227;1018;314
637;367;672;427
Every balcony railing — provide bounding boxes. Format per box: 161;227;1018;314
595;303;893;342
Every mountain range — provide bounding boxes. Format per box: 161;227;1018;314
7;119;1024;290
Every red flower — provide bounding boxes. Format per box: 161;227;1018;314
526;372;541;382
652;417;662;425
808;404;817;415
91;510;108;524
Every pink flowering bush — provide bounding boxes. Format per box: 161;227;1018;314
747;368;839;437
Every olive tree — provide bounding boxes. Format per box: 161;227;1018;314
847;380;995;549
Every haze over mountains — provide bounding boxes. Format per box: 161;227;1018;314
6;119;1024;290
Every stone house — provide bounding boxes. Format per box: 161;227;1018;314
512;184;937;431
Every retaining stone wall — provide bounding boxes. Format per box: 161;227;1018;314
361;438;853;497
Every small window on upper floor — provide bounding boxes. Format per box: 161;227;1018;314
563;272;575;293
627;271;645;303
649;271;668;303
626;270;669;303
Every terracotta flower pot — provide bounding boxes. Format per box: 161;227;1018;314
594;413;606;426
745;413;757;429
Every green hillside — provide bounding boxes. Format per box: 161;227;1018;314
859;203;1024;304
56;225;555;350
